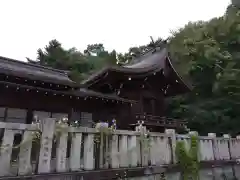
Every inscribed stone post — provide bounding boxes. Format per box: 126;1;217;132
165;129;176;164
38;118;56;173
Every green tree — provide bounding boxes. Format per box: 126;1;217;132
175;135;199;180
27;39;91;81
167;3;240;135
28;40;119;82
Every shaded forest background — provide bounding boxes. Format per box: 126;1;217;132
27;2;240;136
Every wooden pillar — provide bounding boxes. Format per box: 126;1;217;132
26;109;33;124
150;99;155;115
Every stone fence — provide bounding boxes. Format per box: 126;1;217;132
0;118;239;177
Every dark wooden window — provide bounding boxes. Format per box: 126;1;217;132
143;98;156;115
6;108;27;123
0;107;6;122
81;112;93;127
51;113;68;120
33;111;68;122
69;110;81;123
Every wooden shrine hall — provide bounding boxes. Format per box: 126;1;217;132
0;56;133;127
0;44;191;132
82;45;191;131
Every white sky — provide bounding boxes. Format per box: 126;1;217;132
0;0;230;62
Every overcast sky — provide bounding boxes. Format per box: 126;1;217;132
0;0;230;61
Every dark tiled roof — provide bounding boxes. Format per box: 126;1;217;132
0;56;134;102
73;88;135;103
81;48;169;85
81;47;192;94
123;47;167;70
0;80;134;103
0;56;78;87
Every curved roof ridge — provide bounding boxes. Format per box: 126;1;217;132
0;56;69;74
125;40;167;66
81;47;168;85
123;47;167;69
0;56;77;87
166;54;193;90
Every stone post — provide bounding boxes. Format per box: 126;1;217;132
208;133;218;160
223;134;232;160
223;134;231;138
38;118;56;173
208;133;216;138
56;124;68;172
236;135;240;159
189;131;198;136
165;129;176;164
189;131;200;161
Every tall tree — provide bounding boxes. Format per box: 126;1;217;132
27;39;91;81
166;3;240;135
28;41;119;82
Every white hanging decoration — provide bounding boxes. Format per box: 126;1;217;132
135;120;147;134
112;119;117;130
95;122;109;132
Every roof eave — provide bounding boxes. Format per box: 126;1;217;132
166;56;193;93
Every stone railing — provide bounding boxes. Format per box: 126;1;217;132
0;118;239;177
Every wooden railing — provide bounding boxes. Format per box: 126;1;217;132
135;114;187;128
0;119;239;177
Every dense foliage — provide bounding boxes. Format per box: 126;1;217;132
28;2;240;135
27;41;118;82
167;3;240;135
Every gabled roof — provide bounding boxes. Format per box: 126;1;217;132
0;56;134;103
81;48;167;85
0;56;77;87
81;47;192;96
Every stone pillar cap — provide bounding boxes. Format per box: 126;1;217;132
208;133;216;137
